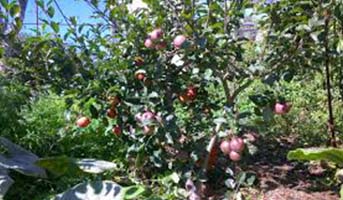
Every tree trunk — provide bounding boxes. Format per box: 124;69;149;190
18;0;28;24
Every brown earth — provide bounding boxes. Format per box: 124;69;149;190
242;135;339;200
205;134;339;200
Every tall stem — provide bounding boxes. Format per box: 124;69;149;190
323;10;336;147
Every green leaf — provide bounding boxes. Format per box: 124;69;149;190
0;137;46;178
9;4;20;17
50;22;60;33
262;107;273;122
89;104;99;118
36;0;44;9
0;0;8;9
36;156;81;176
249;95;270;107
54;181;124;200
14;17;22;30
36;156;117;176
76;159;117;174
47;6;55;18
70;16;77;26
0;167;14;199
123;185;146;199
287;148;343;165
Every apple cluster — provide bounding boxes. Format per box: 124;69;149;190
135;111;159;135
220;137;245;162
76;95;122;136
144;28;187;49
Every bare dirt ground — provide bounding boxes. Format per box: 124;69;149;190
241;135;339;200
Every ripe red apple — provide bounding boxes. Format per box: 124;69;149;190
107;109;117;119
135;113;143;122
112;125;121;136
144;38;154;48
274;102;291;115
229;151;241;162
220;140;231;155
134;56;144;66
135;70;146;81
155;41;167;50
173;35;187;49
229;137;245;153
149;28;163;40
142;111;155;121
76;117;91;128
136;73;145;80
186;86;197;100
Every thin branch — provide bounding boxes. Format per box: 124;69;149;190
205;0;212;28
52;0;72;27
224;0;228;34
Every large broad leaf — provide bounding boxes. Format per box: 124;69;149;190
0;167;14;200
287;148;343;165
0;137;46;178
54;181;124;200
36;156;81;176
37;156;117;176
122;185;146;200
76;159;117;174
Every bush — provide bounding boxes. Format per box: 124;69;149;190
18;92;68;156
0;74;29;140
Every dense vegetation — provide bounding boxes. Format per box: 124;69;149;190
1;0;343;199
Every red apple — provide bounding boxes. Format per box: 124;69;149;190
107;109;117;119
274;102;291;115
186;86;197;100
229;137;245;153
149;28;163;40
144;38;154;48
229;151;241;162
112;125;121;136
135;113;143;122
137;73;145;80
76;117;91;128
135;69;146;81
220;140;231;155
142;111;155;121
173;35;187;49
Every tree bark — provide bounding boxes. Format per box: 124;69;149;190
18;0;28;23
